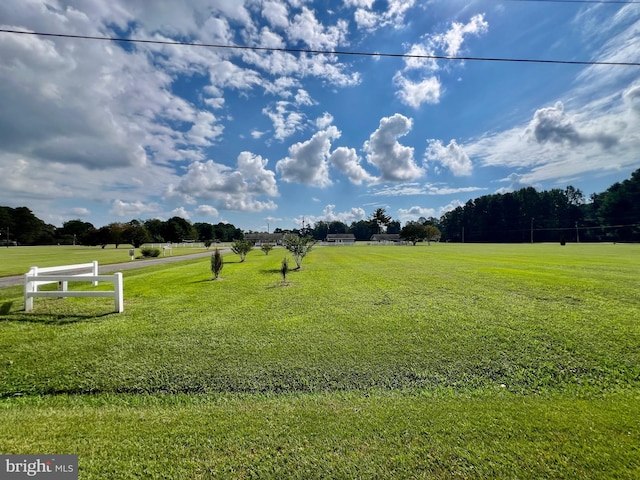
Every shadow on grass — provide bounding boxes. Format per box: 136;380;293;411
0;311;115;325
190;278;225;284
265;282;294;289
260;268;284;275
0;301;117;325
0;301;13;315
259;267;302;275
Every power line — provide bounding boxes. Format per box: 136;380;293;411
1;29;639;67
500;0;639;4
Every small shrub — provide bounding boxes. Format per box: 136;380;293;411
204;239;213;249
211;249;223;279
280;257;289;284
140;247;160;257
261;244;274;256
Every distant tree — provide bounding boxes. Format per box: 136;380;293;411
123;220;151;248
108;222;126;248
400;222;426;245
370;208;391;234
211;248;224;279
349;219;375;241
261;244;274;256
231;239;254;262
424;225;441;245
593;169;640;241
59;219;95;244
282;234;315;269
194;222;216;242
164;216;197;243
86;225;112;247
144;218;166;242
565;185;585;206
327;221;348;234
311;221;329;241
4;207;52;245
386;220;401;234
215;222;243;242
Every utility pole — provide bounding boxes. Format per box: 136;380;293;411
5;226;8;248
531;217;534;244
462;226;465;243
576;221;579;243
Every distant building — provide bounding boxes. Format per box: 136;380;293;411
244;233;285;246
325;233;356;245
370;234;401;244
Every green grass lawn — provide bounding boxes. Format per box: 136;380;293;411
0;244;216;277
1;244;639;478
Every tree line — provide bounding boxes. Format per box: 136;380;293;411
1;168;638;246
0;213;244;247
302;169;638;243
438;168;640;243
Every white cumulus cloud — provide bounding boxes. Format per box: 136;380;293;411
171;152;278;212
425;139;473;176
308;204;367;225
363;114;424;182
276;126;341;187
263;101;305;140
433;14;489;57
329;147;376;185
397;206;437;223
393;74;441;108
110;200;161;218
195;205;220;217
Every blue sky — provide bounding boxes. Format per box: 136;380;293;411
1;0;639;231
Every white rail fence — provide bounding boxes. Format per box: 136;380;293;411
24;261;123;313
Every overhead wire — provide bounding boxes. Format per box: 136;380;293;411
1;29;639;67
499;0;639;4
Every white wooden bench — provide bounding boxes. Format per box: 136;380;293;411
24;261;123;313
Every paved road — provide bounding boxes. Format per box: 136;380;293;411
0;250;225;288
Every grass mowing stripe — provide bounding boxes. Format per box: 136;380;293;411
1;392;638;479
1;243;639;477
1;244;638;396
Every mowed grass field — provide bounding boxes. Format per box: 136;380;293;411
0;243;639;478
0;244;214;278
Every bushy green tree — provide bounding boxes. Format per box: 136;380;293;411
282;234;314;269
400;222;426;245
370;208;391;234
231;239;254;262
261;244;274;255
108;222;126;248
424;225;441;245
124;220;151;248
